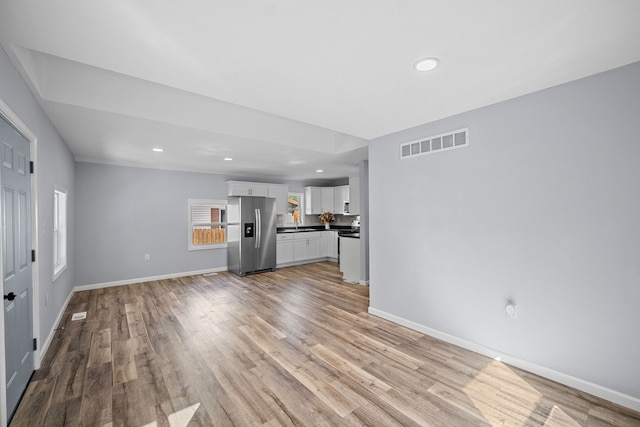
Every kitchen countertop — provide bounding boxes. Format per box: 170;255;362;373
277;225;356;234
339;233;360;239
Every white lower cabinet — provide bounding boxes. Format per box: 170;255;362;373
339;236;360;283
293;231;322;261
323;230;338;259
276;234;294;264
277;230;337;266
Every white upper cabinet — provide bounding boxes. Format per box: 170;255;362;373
349;176;360;215
268;184;289;215
227;181;289;214
304;186;323;214
333;185;349;214
227;181;268;197
305;186;337;214
320;187;335;213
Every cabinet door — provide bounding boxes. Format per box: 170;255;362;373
249;183;268;197
321;232;328;257
268;184;289;215
305;187;322;214
321;187;335;213
328;231;338;258
293;238;308;261
333;186;347;214
227;181;252;196
349;177;360;215
276;240;294;264
307;237;321;259
228;181;268;197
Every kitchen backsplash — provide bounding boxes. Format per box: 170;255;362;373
304;214;356;226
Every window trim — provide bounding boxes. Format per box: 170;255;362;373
188;198;228;251
53;186;67;281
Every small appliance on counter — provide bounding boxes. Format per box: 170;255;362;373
227;196;277;276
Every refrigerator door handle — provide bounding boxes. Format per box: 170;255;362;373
255;208;261;248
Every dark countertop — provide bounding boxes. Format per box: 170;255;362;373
339;233;360;239
277;225;356;234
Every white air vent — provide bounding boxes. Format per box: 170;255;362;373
400;128;468;159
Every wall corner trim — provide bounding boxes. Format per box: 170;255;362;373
367;307;640;412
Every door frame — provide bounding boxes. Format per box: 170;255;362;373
0;97;39;426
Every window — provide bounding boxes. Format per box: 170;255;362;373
53;187;67;280
188;199;227;250
284;193;304;226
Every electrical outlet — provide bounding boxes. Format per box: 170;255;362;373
144;254;150;261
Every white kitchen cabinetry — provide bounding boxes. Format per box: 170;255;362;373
268;184;289;215
333;185;349;214
340;236;360;283
276;234;294;265
227;181;268;197
293;231;322;261
305;186;337;214
304;187;322;214
324;230;338;259
321;187;335;213
349;176;360;215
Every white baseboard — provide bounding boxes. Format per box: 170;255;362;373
368;307;640;412
38;289;74;366
74;267;228;292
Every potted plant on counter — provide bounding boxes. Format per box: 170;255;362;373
319;211;334;229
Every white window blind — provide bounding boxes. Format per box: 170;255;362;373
188;199;227;250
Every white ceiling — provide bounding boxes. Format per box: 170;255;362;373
1;1;639;181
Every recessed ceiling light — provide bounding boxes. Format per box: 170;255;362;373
224;157;233;161
152;148;164;152
316;169;323;173
414;57;440;72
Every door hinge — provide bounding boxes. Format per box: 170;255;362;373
30;161;34;174
31;250;36;262
33;338;37;351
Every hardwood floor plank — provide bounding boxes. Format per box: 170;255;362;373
346;329;425;370
310;343;392;394
43;396;81;427
111;339;138;384
10;263;640;426
87;328;112;367
79;362;113;427
49;350;87;405
125;302;154;354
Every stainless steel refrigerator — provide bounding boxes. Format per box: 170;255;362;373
227;196;277;276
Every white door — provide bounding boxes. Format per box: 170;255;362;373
1;116;33;420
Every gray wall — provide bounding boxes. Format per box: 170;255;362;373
75;163;230;286
368;61;640;401
0;47;76;354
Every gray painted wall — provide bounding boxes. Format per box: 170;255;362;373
368;61;640;401
359;160;369;282
75;163;230;285
0;47;76;356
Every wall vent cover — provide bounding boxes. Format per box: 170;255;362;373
400;128;468;159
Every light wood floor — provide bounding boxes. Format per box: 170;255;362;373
10;262;640;426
